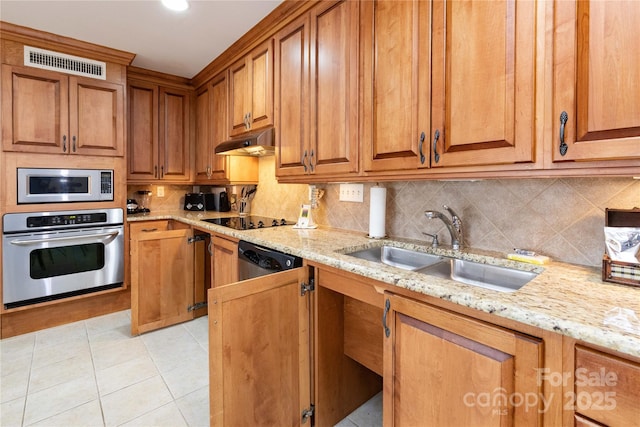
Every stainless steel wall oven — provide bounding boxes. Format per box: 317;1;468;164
2;208;124;309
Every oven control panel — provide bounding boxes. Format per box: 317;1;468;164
27;213;108;228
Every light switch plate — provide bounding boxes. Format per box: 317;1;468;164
157;186;165;197
339;183;364;202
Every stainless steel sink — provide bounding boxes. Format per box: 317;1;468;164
346;246;445;271
418;258;538;293
345;245;538;292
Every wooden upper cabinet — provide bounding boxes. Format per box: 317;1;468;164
159;86;191;180
127;76;191;182
128;80;158;180
228;39;273;137
552;0;640;163
194;83;212;181
360;0;432;173
194;72;258;185
311;0;359;177
275;0;360;179
431;0;536;168
384;293;544;426
275;12;310;177
2;64;124;157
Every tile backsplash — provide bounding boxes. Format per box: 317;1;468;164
129;157;639;267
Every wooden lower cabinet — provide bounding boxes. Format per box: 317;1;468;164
564;343;640;427
207;264;382;427
208;267;311;426
130;220;195;335
383;292;544;426
211;234;238;287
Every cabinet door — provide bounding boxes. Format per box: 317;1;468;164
573;346;640;426
384;293;543;426
127;80;159;180
194;83;212;181
210;73;234;181
229;56;250;136
361;0;432;173
310;0;360;177
229;40;274;137
195;73;230;182
208;267;311;426
275;12;310;177
130;223;194;335
1;64;69;154
552;0;640;162
212;235;238;287
430;0;535;168
70;77;125;157
248;39;273;132
159;86;190;181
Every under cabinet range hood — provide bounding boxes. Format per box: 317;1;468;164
215;127;275;157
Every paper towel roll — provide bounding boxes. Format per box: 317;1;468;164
369;186;387;238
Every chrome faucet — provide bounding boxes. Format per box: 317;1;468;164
424;205;463;250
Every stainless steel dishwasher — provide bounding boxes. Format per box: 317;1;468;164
237;240;303;280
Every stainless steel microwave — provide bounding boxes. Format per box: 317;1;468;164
17;168;114;204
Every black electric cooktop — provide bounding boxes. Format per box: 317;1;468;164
203;216;294;230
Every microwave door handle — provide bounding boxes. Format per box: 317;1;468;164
9;231;120;246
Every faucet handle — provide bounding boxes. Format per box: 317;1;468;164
422;232;439;247
443;204;460;219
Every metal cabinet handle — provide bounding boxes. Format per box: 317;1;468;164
154;166;158;178
302;150;308;172
62;135;67;152
309;149;315;172
418;132;426;164
432;129;440;164
72;135;77;152
382;298;391;338
161;165;164;179
559;111;568;156
141;228;159;232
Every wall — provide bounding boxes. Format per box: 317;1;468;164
251;157;640;267
127;159;639;267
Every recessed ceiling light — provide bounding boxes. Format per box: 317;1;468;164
162;0;189;12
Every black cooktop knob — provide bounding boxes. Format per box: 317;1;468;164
257;220;265;228
272;219;279;227
280;218;287;226
248;222;255;229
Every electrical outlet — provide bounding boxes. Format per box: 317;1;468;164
157;186;165;197
339;183;364;202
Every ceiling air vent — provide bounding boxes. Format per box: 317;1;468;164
24;46;106;80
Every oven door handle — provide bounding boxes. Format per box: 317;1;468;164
9;231;120;246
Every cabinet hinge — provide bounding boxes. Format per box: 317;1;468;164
300;278;315;296
301;404;315;424
187;301;207;312
187;234;208;244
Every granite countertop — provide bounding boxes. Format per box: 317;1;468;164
129;210;640;359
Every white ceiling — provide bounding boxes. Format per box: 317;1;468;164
0;0;284;78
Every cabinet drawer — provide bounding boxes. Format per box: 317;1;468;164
574;346;640;426
130;220;190;236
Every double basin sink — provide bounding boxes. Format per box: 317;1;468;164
345;245;538;293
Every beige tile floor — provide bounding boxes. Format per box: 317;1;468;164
1;310;208;427
1;309;381;427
